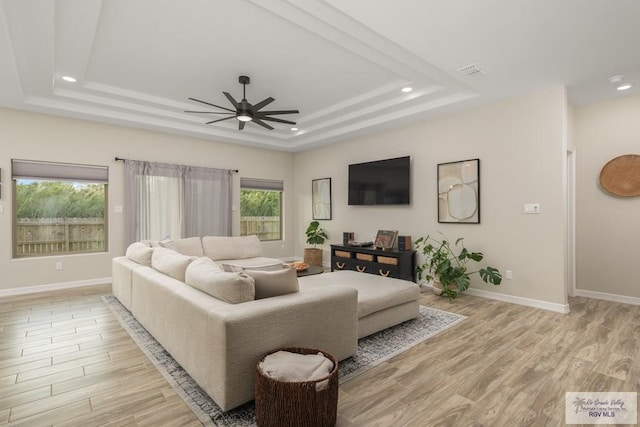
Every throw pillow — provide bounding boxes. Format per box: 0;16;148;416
185;257;255;304
151;247;196;282
125;242;153;266
156;239;177;251
245;267;299;299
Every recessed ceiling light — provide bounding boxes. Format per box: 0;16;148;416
401;87;412;93
62;76;77;83
291;127;298;131
617;83;632;91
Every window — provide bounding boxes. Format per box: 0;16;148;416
240;178;283;241
12;160;108;257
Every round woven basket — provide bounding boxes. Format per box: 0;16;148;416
255;347;338;427
599;154;640;197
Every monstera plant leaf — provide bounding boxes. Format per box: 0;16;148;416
479;266;503;285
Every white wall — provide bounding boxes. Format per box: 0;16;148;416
294;87;569;309
0;86;572;308
574;94;640;300
0;108;294;291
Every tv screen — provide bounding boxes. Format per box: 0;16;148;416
348;156;410;205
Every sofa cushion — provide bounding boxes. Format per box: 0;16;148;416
151;237;204;257
171;237;204;257
245;267;299;299
298;270;420;318
150;239;176;249
219;257;284;272
185;257;255;304
202;235;262;261
125;242;153;266
151;247;196;282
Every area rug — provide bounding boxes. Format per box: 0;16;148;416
102;295;466;426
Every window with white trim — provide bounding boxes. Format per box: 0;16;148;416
12;159;108;257
240;178;283;241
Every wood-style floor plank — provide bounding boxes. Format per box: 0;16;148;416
0;284;197;426
337;291;640;426
2;283;640;426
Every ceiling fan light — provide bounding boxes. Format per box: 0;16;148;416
237;113;252;122
617;83;632;91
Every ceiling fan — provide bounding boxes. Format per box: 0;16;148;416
185;75;299;130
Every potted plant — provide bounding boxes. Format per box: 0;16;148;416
414;234;502;300
304;221;328;266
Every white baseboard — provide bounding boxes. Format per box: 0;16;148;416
463;287;571;314
0;278;111;297
573;288;640;306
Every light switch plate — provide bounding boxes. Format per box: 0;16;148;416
524;203;540;214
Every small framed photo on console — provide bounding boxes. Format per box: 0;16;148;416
374;230;398;250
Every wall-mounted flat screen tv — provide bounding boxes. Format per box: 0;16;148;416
348;156;410;205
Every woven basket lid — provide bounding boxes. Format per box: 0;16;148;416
599;154;640;197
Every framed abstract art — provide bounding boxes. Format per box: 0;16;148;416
437;159;480;224
312;178;332;220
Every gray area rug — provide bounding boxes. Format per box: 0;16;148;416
102;295;466;426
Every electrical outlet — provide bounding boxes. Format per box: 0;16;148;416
505;270;513;280
55;262;63;271
523;203;540;214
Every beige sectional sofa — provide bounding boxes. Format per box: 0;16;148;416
111;235;419;411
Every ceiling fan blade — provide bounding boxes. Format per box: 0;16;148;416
205;116;236;125
223;92;239;108
184;110;234;115
252;118;274;130
252;97;275;111
256;115;297;125
188;97;236;113
239;120;246;131
257;110;299;115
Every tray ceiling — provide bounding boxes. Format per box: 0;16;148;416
1;0;639;151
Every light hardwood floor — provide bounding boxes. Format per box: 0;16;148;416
1;285;639;426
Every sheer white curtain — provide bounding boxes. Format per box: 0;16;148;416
124;160;232;244
183;165;232;238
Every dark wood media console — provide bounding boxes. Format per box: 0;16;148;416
330;244;416;282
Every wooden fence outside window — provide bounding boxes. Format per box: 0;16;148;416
16;216;279;255
15;218;106;256
240;216;281;241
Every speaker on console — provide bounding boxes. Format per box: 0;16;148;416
397;235;411;251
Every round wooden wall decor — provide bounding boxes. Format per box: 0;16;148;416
599;154;640;197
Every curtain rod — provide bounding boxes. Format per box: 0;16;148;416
114;157;238;173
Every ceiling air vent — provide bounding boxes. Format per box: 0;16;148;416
457;63;486;77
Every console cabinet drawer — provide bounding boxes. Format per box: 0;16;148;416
332;258;353;271
353;260;374;274
374;262;401;278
